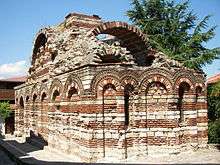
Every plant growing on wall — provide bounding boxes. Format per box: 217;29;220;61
0;102;12;121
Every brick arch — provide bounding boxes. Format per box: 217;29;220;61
120;75;139;90
31;30;48;66
39;83;48;101
25;95;30;103
17;88;26;103
31;84;40;102
140;74;173;93
88;21;151;66
93;77;121;98
174;76;194;92
91;70;121;94
140;68;173;81
195;83;205;91
173;69;196;90
49;79;63;101
19;96;24;108
25;87;31;103
41;92;47;102
63;74;83;99
97;76;120;90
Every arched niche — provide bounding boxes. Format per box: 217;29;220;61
178;82;190;123
195;86;203;102
33;94;37;104
52;90;60;102
26;96;30;103
145;81;168;115
102;83;117;158
41;92;47;102
124;84;135;126
19;96;24;109
67;87;78;100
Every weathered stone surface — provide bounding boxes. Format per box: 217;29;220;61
14;12;208;163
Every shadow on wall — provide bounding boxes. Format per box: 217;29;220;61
1;137;145;165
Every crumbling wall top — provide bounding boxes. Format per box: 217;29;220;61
28;12;194;83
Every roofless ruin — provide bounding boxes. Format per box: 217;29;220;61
15;13;208;162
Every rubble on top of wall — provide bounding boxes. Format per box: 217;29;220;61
151;52;184;68
29;13;188;78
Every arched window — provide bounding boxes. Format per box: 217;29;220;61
33;94;37;103
41;92;47;102
195;86;202;103
178;82;190;123
67;87;78;100
19;97;24;109
103;84;117;102
124;84;134;126
32;33;47;65
52;90;60;102
26;96;30;103
51;52;57;62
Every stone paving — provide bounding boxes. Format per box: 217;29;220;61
0;136;220;164
1;137;81;163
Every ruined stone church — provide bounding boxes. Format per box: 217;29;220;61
15;13;208;162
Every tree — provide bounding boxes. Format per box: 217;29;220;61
0;102;12;121
127;0;220;69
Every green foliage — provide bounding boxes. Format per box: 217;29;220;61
208;82;220;121
207;82;220;144
0;101;12;121
127;0;220;69
208;81;220;97
208;119;220;144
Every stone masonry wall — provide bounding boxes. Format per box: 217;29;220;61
15;66;207;162
14;13;208;162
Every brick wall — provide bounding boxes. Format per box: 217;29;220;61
15;65;208;162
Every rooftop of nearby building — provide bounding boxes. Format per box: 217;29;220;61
207;73;220;84
0;76;27;83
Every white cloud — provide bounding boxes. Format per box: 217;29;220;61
0;60;28;78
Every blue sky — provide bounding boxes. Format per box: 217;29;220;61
0;0;219;79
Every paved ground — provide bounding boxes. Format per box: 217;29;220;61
125;148;220;164
0;136;220;164
0;149;15;165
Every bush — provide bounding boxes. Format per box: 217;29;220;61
0;101;12;121
208;119;220;144
207;82;220;144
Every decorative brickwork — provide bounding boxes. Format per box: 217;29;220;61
15;13;208;162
